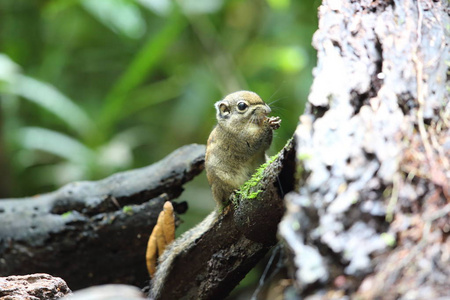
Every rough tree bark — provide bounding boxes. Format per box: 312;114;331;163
279;1;449;299
0;144;205;290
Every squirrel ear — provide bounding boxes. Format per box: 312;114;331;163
215;101;230;118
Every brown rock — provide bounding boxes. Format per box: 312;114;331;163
0;273;71;300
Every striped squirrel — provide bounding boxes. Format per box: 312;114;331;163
150;91;281;298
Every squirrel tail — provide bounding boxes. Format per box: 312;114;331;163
150;209;218;299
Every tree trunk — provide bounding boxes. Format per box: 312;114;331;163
279;1;449;299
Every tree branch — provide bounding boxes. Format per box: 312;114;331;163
154;139;296;300
0;144;205;290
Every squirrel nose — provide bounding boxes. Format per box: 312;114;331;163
265;105;271;114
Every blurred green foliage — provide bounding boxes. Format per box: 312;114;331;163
0;0;319;203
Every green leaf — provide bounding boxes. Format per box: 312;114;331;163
13;75;96;137
0;54;21;89
99;10;186;134
266;0;290;10
81;0;145;39
274;46;307;73
16;126;95;165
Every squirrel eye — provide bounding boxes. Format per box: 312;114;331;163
237;102;248;111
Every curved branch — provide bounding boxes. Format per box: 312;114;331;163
0;144;205;290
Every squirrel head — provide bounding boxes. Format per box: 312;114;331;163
214;91;271;130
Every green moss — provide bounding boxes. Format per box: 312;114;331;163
232;152;280;207
381;232;396;247
231;138;293;208
122;205;133;215
297;152;312;161
61;211;72;218
247;191;262;199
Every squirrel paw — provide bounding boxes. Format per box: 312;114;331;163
267;116;281;130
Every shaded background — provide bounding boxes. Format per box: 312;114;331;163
0;0;319;293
